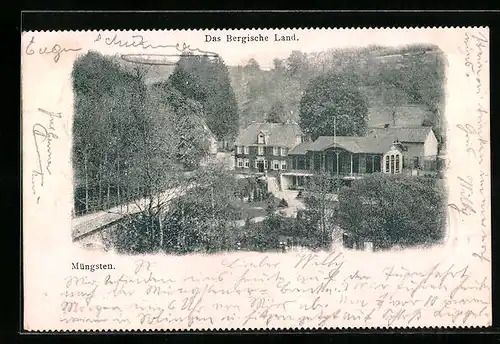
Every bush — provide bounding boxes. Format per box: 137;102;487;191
338;173;447;249
278;198;289;208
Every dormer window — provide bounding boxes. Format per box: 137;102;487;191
257;133;265;144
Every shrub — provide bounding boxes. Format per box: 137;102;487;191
338;173;447;249
278;198;289;208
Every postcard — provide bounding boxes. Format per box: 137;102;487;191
21;27;491;331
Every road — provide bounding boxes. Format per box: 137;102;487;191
72;183;196;241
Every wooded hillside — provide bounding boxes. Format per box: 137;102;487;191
138;44;446;141
229;44;446;140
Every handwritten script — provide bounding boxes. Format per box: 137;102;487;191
451;31;490;263
59;252;490;329
94;33;218;65
31;108;61;204
25;36;82;63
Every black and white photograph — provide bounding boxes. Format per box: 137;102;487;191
71;41;448;255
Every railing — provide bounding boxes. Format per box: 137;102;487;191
281;169;314;176
284;168;369;177
285;167;438;178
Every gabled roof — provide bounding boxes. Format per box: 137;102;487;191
234;122;302;148
288;141;312;155
367;105;430;127
308;136;395;154
368;127;433;143
301;127;434;155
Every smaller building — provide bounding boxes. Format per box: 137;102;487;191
233;122;304;174
199;120;219;167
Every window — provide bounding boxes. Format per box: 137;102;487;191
258;133;265;144
373;155;381;173
353;154;360;173
273;146;279;156
236;146;242;154
297;156;306;170
280;147;286;156
264;160;269;169
273;160;280;170
281;160;287;170
255;160;259;169
237;158;243;168
244;159;250;168
385;154;402;174
243;146;249;154
412;157;420;169
366;155;374;173
258;146;264;155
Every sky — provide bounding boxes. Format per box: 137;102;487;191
73;28;465;70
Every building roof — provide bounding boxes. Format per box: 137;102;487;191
288;141;312;155
368;127;433;143
308;136;395;154
234;122;302;148
366;104;430;128
304;127;434;155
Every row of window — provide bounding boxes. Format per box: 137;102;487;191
385;154;401;174
236;146;287;156
236;158;287;170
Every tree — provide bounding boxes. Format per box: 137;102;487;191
165;54;239;141
301;172;342;247
266;101;287;123
73;52;207;249
337;173;446;250
285;50;309;77
153;85;212;170
72;52;152;214
158;163;242;253
272;58;286;73
245;58;260;71
299;73;369;141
